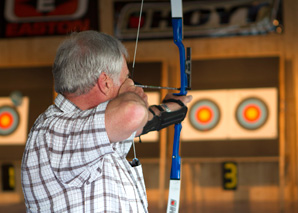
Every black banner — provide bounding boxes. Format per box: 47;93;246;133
114;0;282;40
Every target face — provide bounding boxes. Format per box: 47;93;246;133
189;99;220;131
235;97;268;130
0;106;20;136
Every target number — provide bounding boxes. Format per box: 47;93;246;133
2;164;15;191
222;162;238;190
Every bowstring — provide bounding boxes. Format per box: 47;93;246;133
131;0;144;80
131;0;144;161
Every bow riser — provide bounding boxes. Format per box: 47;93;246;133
172;18;187;96
167;0;191;212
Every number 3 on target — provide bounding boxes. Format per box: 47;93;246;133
222;162;238;190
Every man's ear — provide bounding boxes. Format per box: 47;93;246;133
97;72;113;95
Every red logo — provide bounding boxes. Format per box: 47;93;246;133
5;0;88;22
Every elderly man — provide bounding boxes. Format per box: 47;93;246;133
21;30;192;212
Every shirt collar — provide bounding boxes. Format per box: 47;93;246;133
54;94;81;113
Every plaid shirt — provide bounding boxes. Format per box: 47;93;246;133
21;94;148;213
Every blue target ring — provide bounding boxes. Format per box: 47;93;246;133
0;106;20;136
236;97;268;130
189;99;220;131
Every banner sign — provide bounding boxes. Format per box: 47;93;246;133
114;0;281;40
0;0;99;38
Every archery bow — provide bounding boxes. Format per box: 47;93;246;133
131;0;191;211
167;0;191;213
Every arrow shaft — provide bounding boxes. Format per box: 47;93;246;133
135;84;179;90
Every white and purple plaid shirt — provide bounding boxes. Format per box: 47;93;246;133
21;94;148;213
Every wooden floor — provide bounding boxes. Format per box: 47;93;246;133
1;201;296;213
149;201;283;213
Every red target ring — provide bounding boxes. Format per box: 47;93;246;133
0;106;20;136
236;97;268;130
189;99;220;131
0;112;13;129
242;104;261;123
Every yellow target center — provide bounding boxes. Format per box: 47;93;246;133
0;113;13;128
197;108;212;123
245;106;259;121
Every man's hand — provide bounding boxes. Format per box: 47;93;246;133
162;93;193;111
118;79;148;107
146;93;192;121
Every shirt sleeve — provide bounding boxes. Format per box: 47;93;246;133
49;101;114;187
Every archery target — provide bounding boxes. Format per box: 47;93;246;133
0;106;20;136
0;97;29;145
134;92;160;142
229;88;277;139
236;97;268;130
189;99;220;131
181;90;229;141
181;88;278;141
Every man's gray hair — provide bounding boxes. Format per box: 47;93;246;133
52;30;128;95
